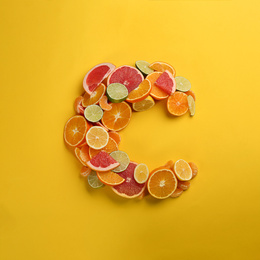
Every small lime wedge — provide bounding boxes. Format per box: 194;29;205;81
87;170;104;188
106;83;128;103
135;60;154;76
84;104;103;122
132;96;155;112
110;150;130;173
175;76;191;92
187;95;195;116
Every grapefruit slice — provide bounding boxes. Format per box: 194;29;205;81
107;65;144;93
155;70;176;95
86;150;120;172
83;63;115;95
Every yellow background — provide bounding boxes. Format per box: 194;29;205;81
1;0;260;259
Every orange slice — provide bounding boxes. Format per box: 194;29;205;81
189;162;198;179
74;145;90;166
82;83;106;107
126;79;151;103
149;61;176;76
86;126;109;150
96;171;125;186
99;95;112;111
89;137;118;158
167;92;188;116
108;131;121;145
173;159;192;181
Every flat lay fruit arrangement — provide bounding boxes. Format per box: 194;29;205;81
64;61;198;199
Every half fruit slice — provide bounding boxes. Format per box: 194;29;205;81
155;70;176;95
97;171;125;186
173;159;192;181
135;60;154;76
126;79;151;103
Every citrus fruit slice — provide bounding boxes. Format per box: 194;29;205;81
177;180;190;191
84;104;103;123
110;150;130;173
149;61;176;76
132;95;155;112
86;126;109;150
87;170;104;188
89;137;118;158
126;79;151;103
134;163;149;184
106;83;128;103
64;115;89;147
86;150;120;172
112;162;146;198
82;83;106;107
155;70;176;95
107;65;144;93
135;60;154;76
175;76;191;92
99;95;112;111
146;72;169;100
79;144;90;165
167;92;188;116
83;63;115;95
80;166;91;177
163;160;174;169
75;147;87;166
101;102;132;131
147;168;177;199
184;90;196;101
108;131;121;145
97;171;125;186
187;95;195;116
74;96;84;115
189;162;198;179
173;159;192;181
170;187;183;198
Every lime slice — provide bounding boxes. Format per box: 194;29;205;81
110;150;130;173
106;83;128;103
87;170;104;188
135;60;154;76
175;76;191;92
132;96;155;112
84;104;103;122
187;95;195;116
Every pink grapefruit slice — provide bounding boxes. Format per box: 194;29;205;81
107;65;144;93
83;63;116;95
155;70;176;95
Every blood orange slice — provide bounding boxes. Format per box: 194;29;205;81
155;70;176;95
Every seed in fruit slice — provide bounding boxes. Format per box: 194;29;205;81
155;70;176;95
83;63;115;95
187;95;195;116
80;166;91;177
149;61;176;76
99;95;112;111
189;162;198;179
89;137;118;158
74;96;84;115
82;83;106;107
126;79;151;103
87;170;104;188
132;95;155;112
135;60;154;76
108;131;121;145
177;181;190;191
175;76;191;92
97;171;125;186
170;187;183;198
86;150;120;172
106;83;128;103
167;92;188;116
134;163;149;184
86;126;109;150
84;104;103;123
173;159;192;181
110;150;130;173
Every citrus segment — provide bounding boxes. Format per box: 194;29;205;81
108;131;121;145
155;70;176;95
126;79;151;103
173;159;192;181
170;188;183;198
134;163;149;184
135;60;154;76
175;76;191;92
84;104;103;123
80;166;92;177
99;95;112;111
149;61;176;76
167;92;188;116
86;126;109;150
189;162;198;179
74;96;85;115
184;90;196;101
132;95;155;112
110;150;130;173
187;95;195;116
177;180;190;191
89;137;118;158
163;160;174;169
82;83;106;107
106;83;128;103
87;170;104;188
97;171;125;186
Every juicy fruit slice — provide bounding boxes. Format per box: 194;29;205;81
134;163;149;184
110;150;130;173
132;95;155;112
82;83;106;107
87;151;120;172
64;115;89;147
135;60;154;76
106;83;128;103
112;162;146;198
175;76;191;92
84;104;103;123
177;180;190;191
75;145;90;166
97;171;125;186
99;95;112;111
87;170;104;188
167;92;188;116
189;162;198;179
83;63;115;95
74;96;84;115
89;137;118;158
107;65;144;93
173;159;192;181
155;70;176;95
86;126;109;149
101;102;132;131
149;61;176;76
80;166;91;177
170;188;183;198
184;90;196;101
187;95;195;116
147;168;177;199
108;131;121;145
126;79;151;103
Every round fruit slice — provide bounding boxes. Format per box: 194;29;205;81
108;131;121;145
173;159;192;181
89;137;118;158
87;170;104;188
99;95;112;111
167;92;188;116
175;76;191;92
110;150;130;173
132;95;155;112
112;162;146;198
97;171;125;186
149;61;176;76
134;163;149;184
170;187;183;198
187;95;195;116
101;102;132;131
80;166;92;177
82;83;106;107
147;168;177;199
106;83;128;103
126;79;151;103
86;150;120;172
107;65;144;93
135;60;154;76
83;63;115;95
86;126;109;150
84;104;103;123
74;96;84;115
189;162;198;179
155;70;176;95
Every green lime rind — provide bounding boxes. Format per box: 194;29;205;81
175;76;191;92
106;83;128;103
135;60;154;76
187;95;195;116
84;104;103;122
87;171;104;188
110;150;130;173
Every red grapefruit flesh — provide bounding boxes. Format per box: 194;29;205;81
86;151;120;172
155;70;176;95
107;65;144;93
112;162;146;198
83;63;116;95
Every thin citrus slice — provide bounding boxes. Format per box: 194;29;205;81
175;76;191;92
110;150;130;173
108;131;121;145
187;95;195;116
79;144;90;164
167;92;188;116
170;187;183;198
173;159;192;181
101;102;132;131
86;126;109;150
106;83;128;103
74;96;84;115
135;60;154;76
177;180;190;191
155;70;176;95
184;90;196;101
87;170;104;188
80;166;91;177
84;104;103;123
126;79;151;103
149;61;176;76
189;162;198;179
89;137;118;158
132;95;155;112
82;83;106;107
134;163;149;184
97;171;125;186
75;147;86;166
99;95;112;111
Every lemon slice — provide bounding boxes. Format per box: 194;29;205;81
134;163;149;184
132;96;155;112
174;159;192;181
187;95;195;116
